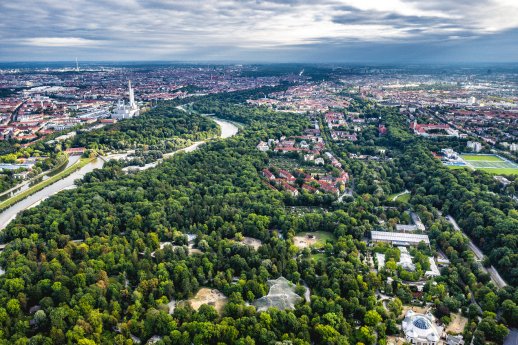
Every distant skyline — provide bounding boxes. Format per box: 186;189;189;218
1;0;518;63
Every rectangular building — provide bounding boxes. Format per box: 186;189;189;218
371;231;430;246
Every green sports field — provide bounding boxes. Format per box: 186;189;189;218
460;154;518;175
461;154;504;162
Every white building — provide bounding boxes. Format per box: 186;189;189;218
256;141;269;152
371;231;430;247
467;141;482;152
441;148;459;160
398;246;416;271
402;310;443;345
113;81;140;120
425;257;441;278
315;157;325;165
396;224;419;232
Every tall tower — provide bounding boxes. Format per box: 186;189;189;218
128;80;135;108
75;57;79;72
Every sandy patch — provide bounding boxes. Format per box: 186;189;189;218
401;305;428;318
386;336;406;345
188;247;203;255
167;299;176;314
446;313;468;334
188;288;227;313
293;234;318;249
241;237;262;250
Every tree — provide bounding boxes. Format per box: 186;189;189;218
34;310;47;327
364;310;382;327
6;299;20;316
387;298;402;317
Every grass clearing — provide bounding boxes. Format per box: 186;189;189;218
310;253;326;261
293;231;336;249
0;156;95;212
388;190;410;202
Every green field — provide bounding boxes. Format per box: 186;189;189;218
459;154;518;175
461;154;504;162
478;168;518;175
310;253;326;261
388;191;411;202
294;231;336;249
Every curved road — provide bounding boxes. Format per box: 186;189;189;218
0;118;239;230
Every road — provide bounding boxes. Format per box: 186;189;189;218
0;118;239;231
446;215;507;288
504;328;518;345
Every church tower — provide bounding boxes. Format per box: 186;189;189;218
129;80;136;109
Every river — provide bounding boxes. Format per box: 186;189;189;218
0;118;239;230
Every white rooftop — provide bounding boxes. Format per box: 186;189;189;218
371;231;430;245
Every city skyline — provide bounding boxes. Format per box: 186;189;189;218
1;0;518;63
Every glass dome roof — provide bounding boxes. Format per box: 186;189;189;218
413;317;431;330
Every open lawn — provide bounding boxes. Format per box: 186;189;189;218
461;154;504;162
310;253;326;261
293;231;336;249
478;168;518;175
388;191;411;202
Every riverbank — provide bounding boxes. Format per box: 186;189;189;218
122;118;239;172
0;117;240;230
0;156;95;213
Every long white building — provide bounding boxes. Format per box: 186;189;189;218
371;231;430;246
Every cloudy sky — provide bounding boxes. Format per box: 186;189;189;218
1;0;518;63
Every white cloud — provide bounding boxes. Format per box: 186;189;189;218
22;37;101;47
0;0;517;61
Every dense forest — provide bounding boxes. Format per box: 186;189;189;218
0;91;515;345
72;106;220;152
